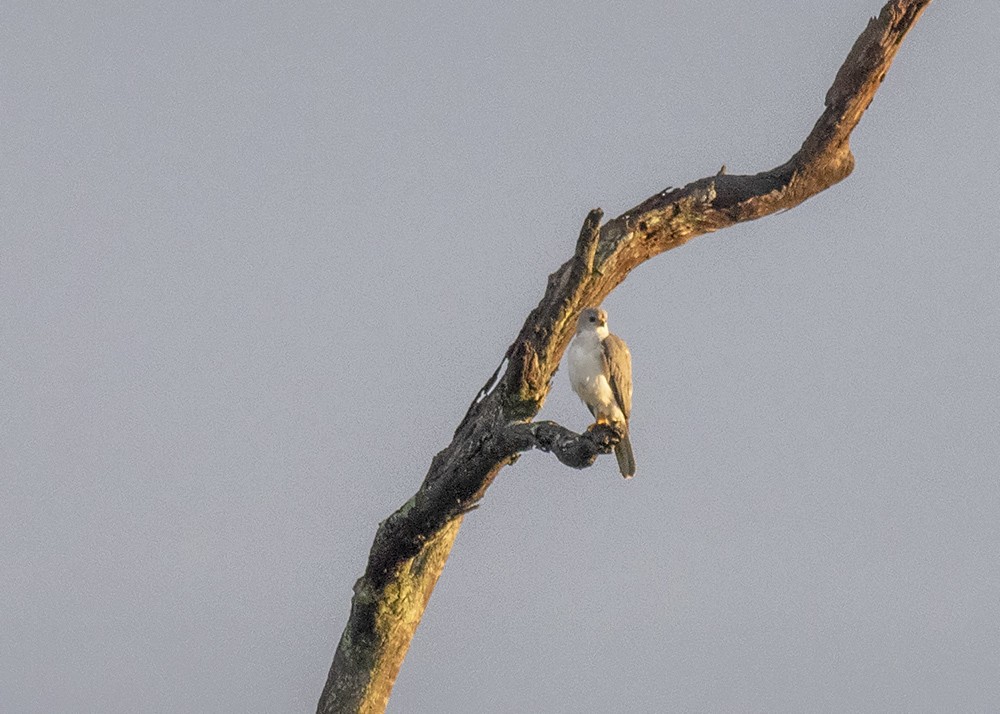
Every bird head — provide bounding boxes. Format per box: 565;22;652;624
576;307;609;335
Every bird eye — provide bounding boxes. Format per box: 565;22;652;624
588;316;596;322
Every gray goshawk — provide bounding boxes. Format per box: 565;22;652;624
567;307;636;478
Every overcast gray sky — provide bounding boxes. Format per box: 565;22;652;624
3;2;998;712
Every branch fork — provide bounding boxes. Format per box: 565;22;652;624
318;3;933;711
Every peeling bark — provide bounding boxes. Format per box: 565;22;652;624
318;2;932;712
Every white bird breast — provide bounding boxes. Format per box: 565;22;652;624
567;332;625;423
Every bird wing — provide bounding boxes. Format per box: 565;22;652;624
602;334;632;419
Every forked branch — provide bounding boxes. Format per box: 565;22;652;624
318;3;932;712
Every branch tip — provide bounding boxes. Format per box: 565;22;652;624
574;208;603;273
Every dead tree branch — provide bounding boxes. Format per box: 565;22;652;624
318;2;932;712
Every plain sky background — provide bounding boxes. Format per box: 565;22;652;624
2;2;998;712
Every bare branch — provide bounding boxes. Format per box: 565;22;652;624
318;3;933;712
505;420;623;469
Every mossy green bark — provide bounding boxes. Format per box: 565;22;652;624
319;517;463;714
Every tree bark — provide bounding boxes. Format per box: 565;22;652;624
318;2;932;711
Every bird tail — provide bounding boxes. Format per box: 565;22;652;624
615;431;636;479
